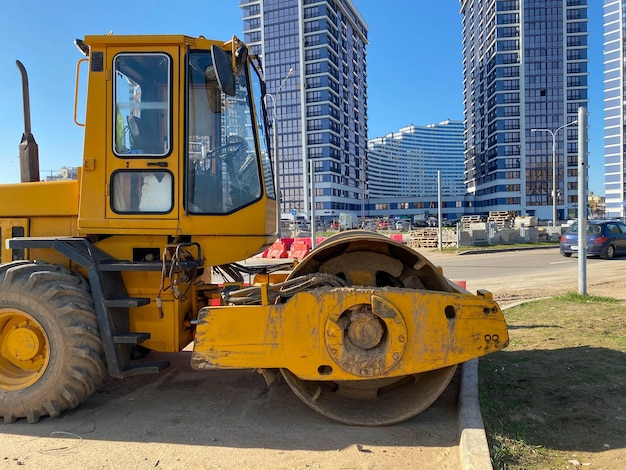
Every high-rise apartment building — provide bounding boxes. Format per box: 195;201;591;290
240;0;368;219
460;0;588;221
366;120;467;220
603;0;626;218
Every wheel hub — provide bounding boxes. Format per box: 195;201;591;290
6;324;45;362
346;311;384;350
325;295;407;377
0;310;49;390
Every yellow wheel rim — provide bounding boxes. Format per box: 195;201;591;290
0;309;50;391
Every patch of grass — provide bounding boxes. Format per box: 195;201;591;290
460;241;559;251
430;241;559;254
479;296;626;469
554;291;618;303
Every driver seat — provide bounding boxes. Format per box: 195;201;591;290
127;115;162;154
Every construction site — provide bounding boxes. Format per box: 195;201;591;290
267;210;556;260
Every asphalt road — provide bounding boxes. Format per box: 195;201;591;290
421;246;626;302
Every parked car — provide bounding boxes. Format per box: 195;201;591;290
560;220;626;259
395;220;411;231
361;221;377;231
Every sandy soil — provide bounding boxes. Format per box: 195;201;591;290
0;351;463;469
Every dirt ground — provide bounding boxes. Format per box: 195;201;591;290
493;276;626;306
0;351;462;469
465;260;626;308
1;250;623;469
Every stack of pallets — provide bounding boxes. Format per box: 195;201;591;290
407;228;439;249
461;215;483;229
487;210;517;229
408;228;457;249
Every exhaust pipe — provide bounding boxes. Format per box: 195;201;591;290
16;60;40;183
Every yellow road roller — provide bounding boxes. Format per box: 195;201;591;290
0;34;507;426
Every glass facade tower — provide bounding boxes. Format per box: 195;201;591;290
367;121;466;198
240;0;368;219
460;0;588;220
603;0;626;218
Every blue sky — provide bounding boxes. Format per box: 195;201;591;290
0;0;605;193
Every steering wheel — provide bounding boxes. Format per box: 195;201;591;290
206;141;246;160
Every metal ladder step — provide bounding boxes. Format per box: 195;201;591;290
97;260;203;272
105;297;150;308
113;333;151;344
121;361;170;377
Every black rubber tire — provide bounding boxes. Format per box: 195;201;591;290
0;261;105;423
561;252;572;258
603;245;616;260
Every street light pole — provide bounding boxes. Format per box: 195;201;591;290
531;119;577;240
265;67;294;238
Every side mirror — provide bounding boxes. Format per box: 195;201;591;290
210;45;235;97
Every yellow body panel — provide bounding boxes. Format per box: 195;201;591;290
0;218;29;264
0;180;78;217
192;286;509;380
0;180;78;267
126;289;194;352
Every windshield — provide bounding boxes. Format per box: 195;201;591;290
185;50;262;214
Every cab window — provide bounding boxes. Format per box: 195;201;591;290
186;50;262;214
113;53;171;156
250;65;275;199
111;170;173;213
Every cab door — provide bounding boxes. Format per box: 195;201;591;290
105;47;180;229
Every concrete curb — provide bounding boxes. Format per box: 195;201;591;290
457;244;559;255
458;359;493;470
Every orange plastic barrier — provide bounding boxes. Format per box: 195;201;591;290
280;238;294;250
266;240;288;258
452;280;467;290
293;237;312;248
315;236;327;245
288;241;310;260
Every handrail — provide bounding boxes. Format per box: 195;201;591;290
74;57;89;127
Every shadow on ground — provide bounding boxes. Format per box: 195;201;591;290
1;351;460;452
479;345;626;453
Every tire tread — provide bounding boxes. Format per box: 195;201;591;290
0;262;105;423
